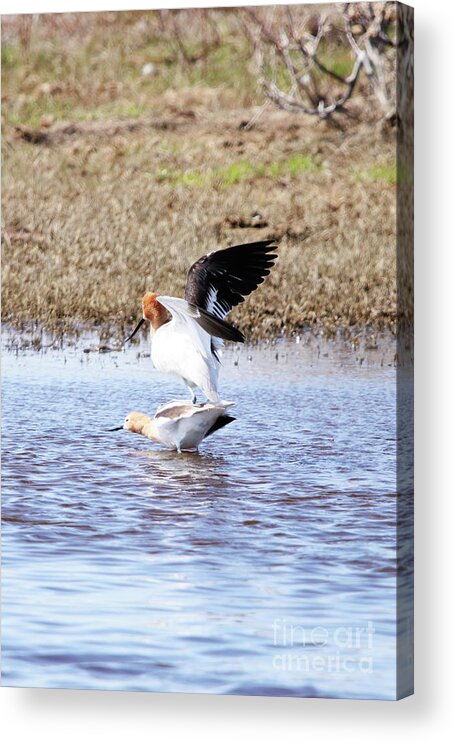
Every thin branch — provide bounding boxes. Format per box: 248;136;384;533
262;51;364;118
243;3;397;122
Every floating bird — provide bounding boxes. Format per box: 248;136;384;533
110;400;236;453
125;240;278;403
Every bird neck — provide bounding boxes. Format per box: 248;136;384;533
143;295;171;332
141;420;159;443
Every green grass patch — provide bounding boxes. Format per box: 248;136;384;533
358;163;397;185
286;154;316;175
214;160;260;186
1;43;21;69
154;154;318;189
5;96;149;129
1;27;259;129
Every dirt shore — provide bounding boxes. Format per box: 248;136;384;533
1;12;398;341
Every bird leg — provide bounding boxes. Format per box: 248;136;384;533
184;380;197;404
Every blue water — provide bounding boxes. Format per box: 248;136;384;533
2;333;402;698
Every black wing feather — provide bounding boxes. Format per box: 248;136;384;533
185;240;278;321
192;305;245;343
204;414;236;439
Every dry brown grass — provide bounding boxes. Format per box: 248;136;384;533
1;11;398;341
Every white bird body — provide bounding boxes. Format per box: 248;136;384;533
150;297;221;403
153;400;233;450
115;400;236;452
125;240;278;402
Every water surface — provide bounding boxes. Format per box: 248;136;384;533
2;332;400;698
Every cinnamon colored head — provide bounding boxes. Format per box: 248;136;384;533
142;293;171;331
124;292;171;344
123;412;150;434
109;412;158;442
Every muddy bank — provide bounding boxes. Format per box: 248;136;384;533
2;12;401;339
2;107;399;339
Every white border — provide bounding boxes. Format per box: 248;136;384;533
2;0;455;739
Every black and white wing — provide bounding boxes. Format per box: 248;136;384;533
184;240;278;321
157;295;245;344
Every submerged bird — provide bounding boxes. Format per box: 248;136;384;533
125;240;278;402
110;400;236;453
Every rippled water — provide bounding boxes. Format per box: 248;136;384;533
2;332;403;698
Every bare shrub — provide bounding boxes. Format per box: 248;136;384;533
242;3;397;123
